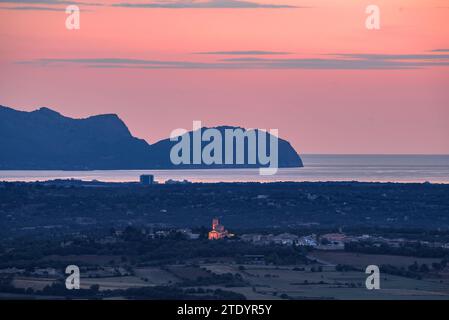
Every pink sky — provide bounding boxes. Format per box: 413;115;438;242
0;0;448;154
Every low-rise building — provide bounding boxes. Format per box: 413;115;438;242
272;233;299;246
297;235;318;247
178;228;200;240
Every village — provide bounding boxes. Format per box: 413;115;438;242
91;217;449;253
1;182;449;299
2;215;449;300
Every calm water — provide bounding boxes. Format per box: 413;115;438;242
1;155;449;184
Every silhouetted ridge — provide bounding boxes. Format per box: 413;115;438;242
0;105;303;170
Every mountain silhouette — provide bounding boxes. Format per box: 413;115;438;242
0;105;303;170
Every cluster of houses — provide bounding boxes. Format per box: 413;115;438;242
239;232;348;249
90;221;449;252
352;234;449;249
92;226;200;245
239;233;358;250
239;233;310;247
239;232;449;250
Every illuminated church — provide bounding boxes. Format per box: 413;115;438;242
208;218;231;240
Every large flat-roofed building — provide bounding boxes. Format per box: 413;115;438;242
140;174;154;185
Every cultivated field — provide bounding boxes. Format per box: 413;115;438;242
198;263;449;300
308;251;441;268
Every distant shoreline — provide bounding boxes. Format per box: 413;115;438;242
1;178;447;186
1;154;449;184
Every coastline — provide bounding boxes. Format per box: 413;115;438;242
2;155;448;184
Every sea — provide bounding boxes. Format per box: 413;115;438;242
0;155;448;184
